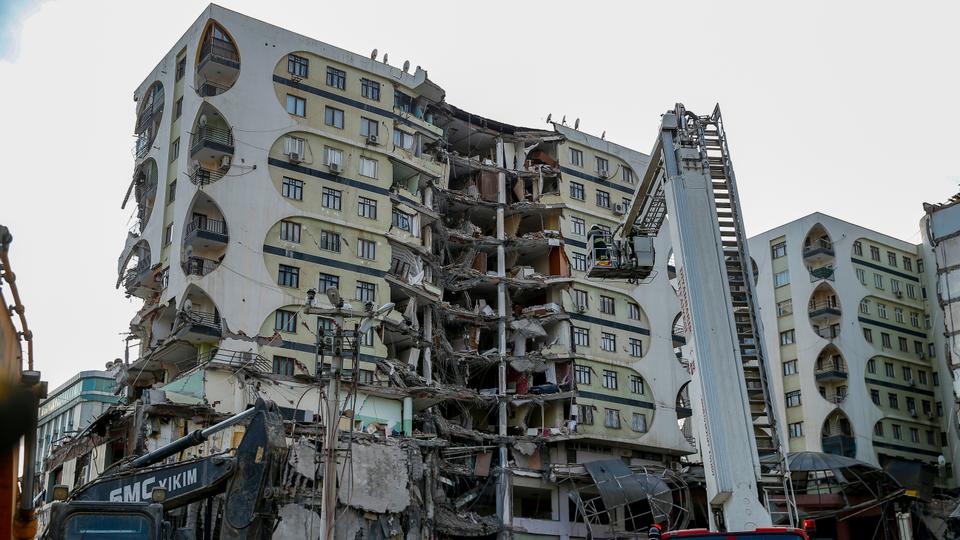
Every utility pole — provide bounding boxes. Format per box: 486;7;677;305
304;288;393;540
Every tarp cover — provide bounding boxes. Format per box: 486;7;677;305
583;459;672;522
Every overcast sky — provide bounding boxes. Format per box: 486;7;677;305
2;0;958;389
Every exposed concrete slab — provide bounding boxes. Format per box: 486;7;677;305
339;442;410;513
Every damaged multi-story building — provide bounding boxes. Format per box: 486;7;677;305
41;4;698;538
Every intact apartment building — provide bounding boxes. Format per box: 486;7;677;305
750;212;960;490
43;5;696;538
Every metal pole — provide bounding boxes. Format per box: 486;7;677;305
320;311;343;540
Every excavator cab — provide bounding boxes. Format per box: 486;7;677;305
46;501;168;539
586;226;655;281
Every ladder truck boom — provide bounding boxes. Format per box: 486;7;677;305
588;104;797;532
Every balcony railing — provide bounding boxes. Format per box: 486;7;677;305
820;392;847;404
123;258;152;289
198;37;240;69
177;309;221;332
183;256;219;277
809;266;835;282
184;217;228;237
135;130;153;159
190;126;234;156
808;300;841;320
815;368;848;382
803;239;834;258
821;434;856;457
814;327;840;340
189;166;226;187
198;80;231;97
196;348;271;373
135;97;164;133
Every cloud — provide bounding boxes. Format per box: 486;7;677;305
0;0;48;61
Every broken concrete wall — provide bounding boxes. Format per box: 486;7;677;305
339;442;411;513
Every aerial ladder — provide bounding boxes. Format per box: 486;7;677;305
587;104;798;532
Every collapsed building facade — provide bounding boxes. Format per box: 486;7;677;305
40;4;697;538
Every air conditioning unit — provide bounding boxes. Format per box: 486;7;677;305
219;155;232;170
288;151;302;163
598;169;609;179
613;203;626;216
328;162;342;174
366;134;379;145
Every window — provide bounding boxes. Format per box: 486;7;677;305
170;137;180;161
623;168;635;183
176;57;186;80
907;284;916;299
870;246;880;261
392;209;412;232
572;252;587;272
863;328;873;342
630;338;643;358
357;238;376;260
877;303;888;319
572;326;589;347
856;268;866;284
279;220;301;243
888;393;899;409
287;54;308;77
578;404;594;425
324;106;344;128
898;336;908;352
596;190;611;208
785;391;801;407
874;273;884;289
906;396;916;413
871;389;881;405
853;241;863;256
867;358;876;374
628;412;648;432
324;146;343;167
933;372;940;386
575;364;591;385
918;370;928;385
167;180;176;204
774;270;790;287
779;329;795;346
891;279;902;294
572;217;586;236
360;117;379;138
394;129;414;151
859;300;869;315
286;94;306;116
937;401;944;417
884;362;895;377
574;289;589;310
918;259;924;272
282;177;303;200
895;308;904;324
278;264;299;288
910;312;919;328
874;422;884;437
359;157;378;178
318;272;339;292
888;251;898;266
628;303;641;320
909;427;920;443
272;355;296;376
275;310;298;333
360;78;380;100
600;332;616;352
570;148;583;166
174;97;182;120
902;366;913;382
163;224;173;246
881;333;891;348
602;370;618;389
892;424;902;440
319;230;341;252
326;66;346;89
570;181;585;200
926;430;935;445
777;299;793;317
788;422;803;438
356;281;376;303
771;242;787;259
358;196;377;219
604;408;621;429
285;136;305;157
903;256;913;271
774;360;795;378
630;375;644;394
599;295;615;315
320;187;342;211
596;157;609;176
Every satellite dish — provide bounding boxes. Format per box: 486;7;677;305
546;113;552;124
402;60;410;72
574;118;580;130
199;114;208;128
382;53;389;64
370;48;378;60
601;131;606;140
561;115;566;125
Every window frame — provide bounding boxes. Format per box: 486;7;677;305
326;66;346;90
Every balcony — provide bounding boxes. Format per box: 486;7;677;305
815;368;848;382
820;392;847;405
196;348;271;373
189;166;226;187
135;129;154;159
803;238;835;264
198;36;240;71
198;80;231;98
184;217;228;247
808;300;841;324
821;434;856;457
814;326;840;340
183;256;220;278
809;266;835;282
123;259;156;294
174;309;222;343
135;97;164;134
190;126;234;158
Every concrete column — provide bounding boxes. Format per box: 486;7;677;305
495;139;512;537
423;309;433;384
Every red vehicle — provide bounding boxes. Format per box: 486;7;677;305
663;527;811;539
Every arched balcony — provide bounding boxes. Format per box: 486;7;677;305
821;410;855;458
128;159;158;232
809;282;841;340
189;103;234;186
181;193;228;278
134;82;164;159
803;223;835;281
195;20;240;97
815;345;848;405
